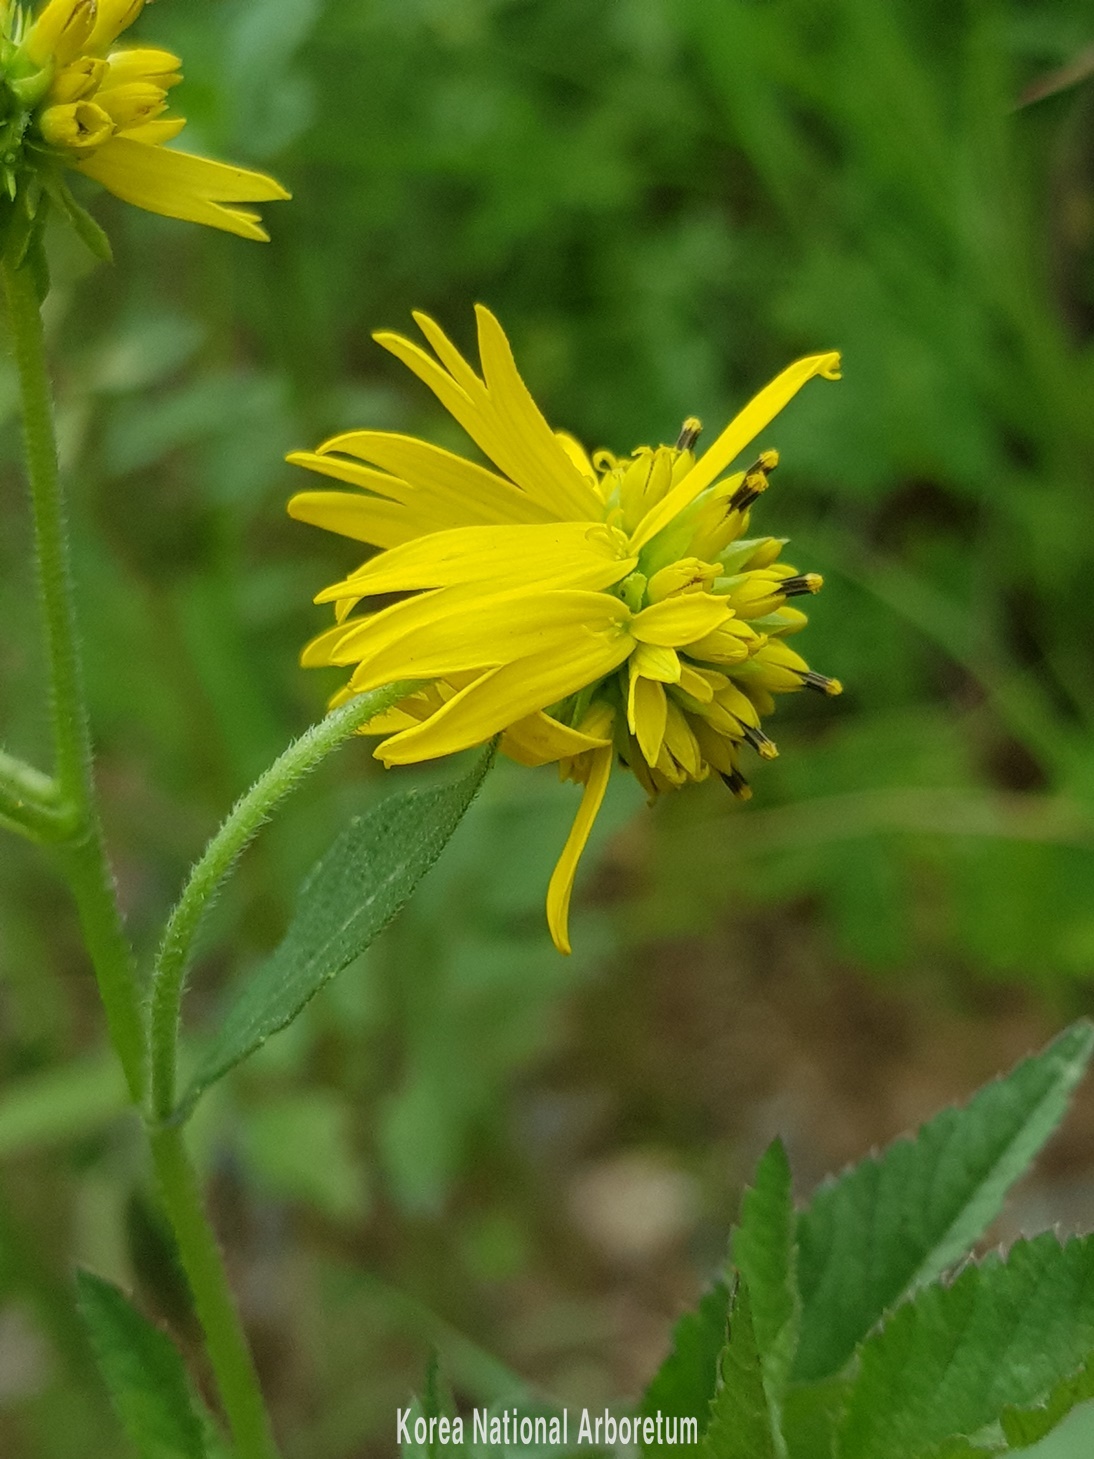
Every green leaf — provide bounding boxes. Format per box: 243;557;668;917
48;176;113;262
702;1277;782;1459
76;1270;206;1459
835;1233;1094;1459
783;1378;852;1459
731;1139;799;1407
795;1021;1094;1381
177;747;493;1120
1002;1351;1094;1448
641;1279;729;1457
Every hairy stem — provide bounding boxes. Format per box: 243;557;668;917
3;256;284;1458
148;682;412;1123
2;257;145;1102
150;1123;279;1459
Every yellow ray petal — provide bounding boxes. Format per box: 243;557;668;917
555;431;599;484
118;117;187;145
77;138;289;240
630;353;841;550
632;593;731;647
288;457;497;539
375;310;604;522
313;432;554;526
287;490;417;549
473;305;605;520
313;523;633;602
377;634;634;765
546;745;613;955
347;590;630;691
300;618;367;668
502;711;612;768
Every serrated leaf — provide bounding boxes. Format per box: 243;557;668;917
731;1138;799;1408
836;1232;1094;1459
795;1021;1094;1381
1002;1351;1094;1448
76;1270;206;1459
177;747;493;1121
641;1280;729;1457
702;1277;782;1459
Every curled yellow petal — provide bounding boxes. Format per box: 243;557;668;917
630;352;841;550
501;711;612;768
546;745;613;955
377;634;633;765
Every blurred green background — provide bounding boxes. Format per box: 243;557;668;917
1;0;1094;1453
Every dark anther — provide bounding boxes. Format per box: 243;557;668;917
729;468;770;513
780;573;823;597
800;671;842;696
676;417;702;452
719;768;752;799
742;725;778;759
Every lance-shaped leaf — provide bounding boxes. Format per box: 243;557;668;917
702;1277;783;1459
795;1020;1094;1381
76;1270;207;1459
731;1138;799;1413
836;1232;1094;1459
177;747;493;1120
641;1280;730;1457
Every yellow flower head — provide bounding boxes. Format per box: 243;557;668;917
1;0;287;243
289;308;843;953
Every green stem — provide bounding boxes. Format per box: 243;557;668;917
150;1123;278;1459
3;256;282;1458
1;260;87;801
2;257;145;1104
148;682;412;1123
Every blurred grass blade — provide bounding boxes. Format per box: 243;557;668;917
795;1020;1094;1381
76;1270;208;1459
0;1051;129;1158
176;746;494;1122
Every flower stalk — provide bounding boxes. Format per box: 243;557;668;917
148;680;414;1125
